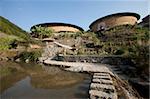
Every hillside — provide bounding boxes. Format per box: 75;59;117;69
0;16;42;61
48;25;149;77
98;25;149;55
0;16;30;40
96;25;149;77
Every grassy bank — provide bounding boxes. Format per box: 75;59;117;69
18;49;42;62
0;16;30;40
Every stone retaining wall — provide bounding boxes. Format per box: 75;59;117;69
53;55;134;65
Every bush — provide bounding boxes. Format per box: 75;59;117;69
31;25;54;39
114;48;125;55
129;45;149;75
0;37;17;50
77;47;85;55
19;50;42;62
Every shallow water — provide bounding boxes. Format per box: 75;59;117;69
0;61;91;99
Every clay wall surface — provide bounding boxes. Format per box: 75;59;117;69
47;26;81;32
91;16;138;32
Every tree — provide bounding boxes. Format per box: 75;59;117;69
31;25;54;39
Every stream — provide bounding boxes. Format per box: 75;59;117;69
0;61;91;99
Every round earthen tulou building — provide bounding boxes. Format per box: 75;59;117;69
89;12;140;32
31;22;84;33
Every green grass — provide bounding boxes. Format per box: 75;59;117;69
0;37;16;50
18;49;42;62
0;34;24;50
97;25;149;75
0;16;30;40
0;16;44;51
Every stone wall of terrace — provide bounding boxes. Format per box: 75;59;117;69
53;55;134;66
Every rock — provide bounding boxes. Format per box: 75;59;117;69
93;75;112;80
92;79;113;85
94;73;110;76
0;57;9;61
15;58;20;62
90;83;115;92
89;90;117;99
25;59;29;63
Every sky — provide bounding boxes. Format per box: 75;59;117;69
0;0;149;32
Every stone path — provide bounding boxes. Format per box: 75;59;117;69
44;59;118;99
89;72;117;99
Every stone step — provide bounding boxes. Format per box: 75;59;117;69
93;74;111;78
93;71;114;76
93;73;110;76
90;83;115;93
89;90;117;99
92;78;113;85
93;75;112;80
93;71;110;74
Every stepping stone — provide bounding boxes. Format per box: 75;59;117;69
92;78;113;85
94;71;115;77
94;73;110;76
93;75;112;80
90;83;115;93
93;71;110;74
89;90;117;99
93;74;110;78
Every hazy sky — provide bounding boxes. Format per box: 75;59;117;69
0;0;149;32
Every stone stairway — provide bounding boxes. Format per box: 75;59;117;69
107;65;130;81
43;59;141;99
89;72;117;99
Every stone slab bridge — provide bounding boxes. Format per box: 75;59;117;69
44;58;139;99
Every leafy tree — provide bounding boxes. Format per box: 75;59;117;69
31;25;54;39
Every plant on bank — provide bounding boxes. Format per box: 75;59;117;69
18;50;42;62
0;37;17;50
31;25;54;39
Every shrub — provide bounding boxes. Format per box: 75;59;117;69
77;47;85;55
19;50;42;62
31;25;54;39
128;45;149;75
0;37;17;50
114;48;125;55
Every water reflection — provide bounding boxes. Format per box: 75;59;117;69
0;61;91;99
0;61;26;93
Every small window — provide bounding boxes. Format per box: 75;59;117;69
97;22;106;31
